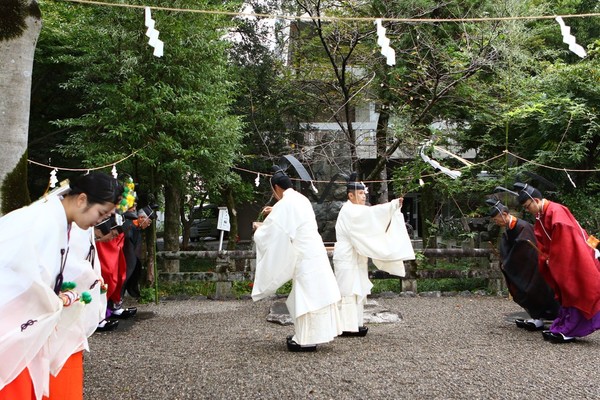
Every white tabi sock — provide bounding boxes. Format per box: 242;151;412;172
526;318;544;328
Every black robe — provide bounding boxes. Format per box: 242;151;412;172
500;218;559;320
121;220;142;298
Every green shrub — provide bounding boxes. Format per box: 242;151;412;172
139;287;156;304
372;279;402;293
276;281;292;295
140;274;489;302
417;278;488;292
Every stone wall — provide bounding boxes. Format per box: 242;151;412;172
313;200;344;243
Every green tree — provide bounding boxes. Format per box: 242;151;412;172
285;0;512;245
39;0;244;269
228;1;320;218
453;0;600;226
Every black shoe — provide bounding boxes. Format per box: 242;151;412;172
542;330;554;341
286;335;317;352
545;331;576;344
515;319;544;331
340;326;369;337
96;320;119;332
515;318;527;328
111;307;137;319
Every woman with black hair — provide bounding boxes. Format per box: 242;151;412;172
0;172;122;400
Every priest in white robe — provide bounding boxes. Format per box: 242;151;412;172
333;176;415;336
252;167;341;352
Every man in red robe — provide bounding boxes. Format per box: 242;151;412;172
515;183;600;343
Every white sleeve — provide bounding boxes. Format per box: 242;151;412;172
251;218;297;301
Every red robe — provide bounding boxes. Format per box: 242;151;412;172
534;201;600;319
96;233;126;304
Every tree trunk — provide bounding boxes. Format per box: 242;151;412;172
163;182;181;272
141;222;156;283
374;107;390;204
420;183;437;249
0;2;41;214
180;204;191;250
225;187;237;250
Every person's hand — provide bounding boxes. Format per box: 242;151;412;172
95;229;118;242
252;221;263;231
99;278;108;294
136;215;152;229
397;197;404;209
392;197;403;209
261;206;273;217
59;290;80;307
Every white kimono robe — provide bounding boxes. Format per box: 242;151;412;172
252;189;342;345
47;224;107;376
333;199;415;331
0;196;69;399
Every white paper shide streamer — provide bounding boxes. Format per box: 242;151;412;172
555;16;586;58
145;7;164;57
374;19;396;66
49;168;58;188
565;169;577;188
419;140;462;180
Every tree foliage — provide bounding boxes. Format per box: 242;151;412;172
0;0;41;41
25;0;600;245
34;0;244;250
453;0;600;209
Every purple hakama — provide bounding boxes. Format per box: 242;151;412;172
549;306;600;337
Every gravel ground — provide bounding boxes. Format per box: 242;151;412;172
84;294;600;400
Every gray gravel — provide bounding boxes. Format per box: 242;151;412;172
84;295;600;400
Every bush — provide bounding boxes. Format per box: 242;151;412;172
140;274;489;302
417;278;488;292
371;279;402;293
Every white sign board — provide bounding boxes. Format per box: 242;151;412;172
217;207;231;232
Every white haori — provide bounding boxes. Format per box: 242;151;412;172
0;196;69;399
0;275;62;396
252;189;341;341
334;199;415;302
64;225;106;338
48;225;107;376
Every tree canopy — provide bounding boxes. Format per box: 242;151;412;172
23;0;600;248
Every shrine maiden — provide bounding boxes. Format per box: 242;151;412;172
0;172;121;400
